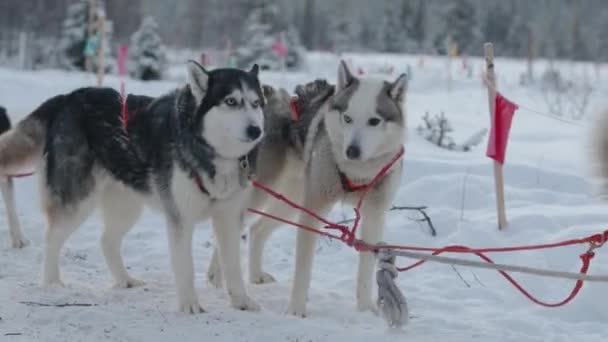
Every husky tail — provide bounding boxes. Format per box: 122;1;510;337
0;95;64;176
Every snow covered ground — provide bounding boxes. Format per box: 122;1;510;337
1;52;607;341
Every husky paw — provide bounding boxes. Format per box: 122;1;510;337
113;277;146;289
287;303;308;318
230;295;261;312
357;300;379;315
10;236;29;249
42;279;65;288
249;272;276;285
178;298;206;314
207;268;223;289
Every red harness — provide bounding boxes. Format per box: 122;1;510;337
289;97;300;121
338;171;372;192
289;94;400;192
337;147;404;193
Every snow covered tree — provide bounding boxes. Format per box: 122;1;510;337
58;0;88;70
128;16;167;81
330;18;359;53
380;0;412;53
327;0;359;54
58;0;113;72
410;0;427;52
235;0;305;71
434;0;479;55
482;3;513;54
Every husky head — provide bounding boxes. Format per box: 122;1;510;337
186;60;264;159
325;60;407;162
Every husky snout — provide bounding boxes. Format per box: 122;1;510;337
245;123;262;141
346;143;361;160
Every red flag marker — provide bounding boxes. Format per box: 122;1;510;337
486;92;518;164
272;38;288;58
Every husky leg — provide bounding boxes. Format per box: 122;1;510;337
100;184;144;289
207;213;283;288
212;206;260;311
166;218;203;314
42;198;95;286
249;178;304;284
248;213;290;284
356;203;386;313
207;246;223;288
0;177;28;248
287;200;332;317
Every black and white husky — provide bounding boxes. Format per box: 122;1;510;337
0;62;265;313
209;61;408;317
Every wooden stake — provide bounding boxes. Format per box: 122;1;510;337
446;34;453;91
484;42;507;230
85;0;96;73
526;28;534;81
96;14;106;87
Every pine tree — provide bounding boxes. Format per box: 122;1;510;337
328;0;359;54
505;15;530;58
482;3;513;54
128;16;167;81
235;0;305;71
58;0;113;72
435;0;479;55
380;0;411;53
410;0;427;52
58;0;88;70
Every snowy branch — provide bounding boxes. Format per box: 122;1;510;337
417;112;487;152
19;301;97;308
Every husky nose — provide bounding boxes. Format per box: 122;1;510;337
246;125;262;141
346;145;361;160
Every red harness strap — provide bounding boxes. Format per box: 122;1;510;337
338;171;371;192
191;171;209;195
6;172;35;178
337;148;404;193
289;97;300;121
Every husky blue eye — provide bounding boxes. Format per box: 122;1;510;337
225;98;238;107
251;99;260;108
368;118;381;126
343;114;353;124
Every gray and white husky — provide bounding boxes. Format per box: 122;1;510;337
210;61;408;317
0;106;28;249
0;61;264;313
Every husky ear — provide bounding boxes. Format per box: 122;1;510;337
389;73;408;103
250;64;260;77
187;60;209;104
337;60;356;90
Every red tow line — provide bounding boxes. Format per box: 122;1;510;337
248;147;608;308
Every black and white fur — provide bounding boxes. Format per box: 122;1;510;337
209;61;408;317
0;62;265;313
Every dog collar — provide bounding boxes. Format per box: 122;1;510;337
190;155;251;198
191;170;210;195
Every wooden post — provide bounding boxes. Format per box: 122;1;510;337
484;42;507;230
526;28;534;81
96;14;106;87
85;0;97;73
17;31;27;69
446;34;453;92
